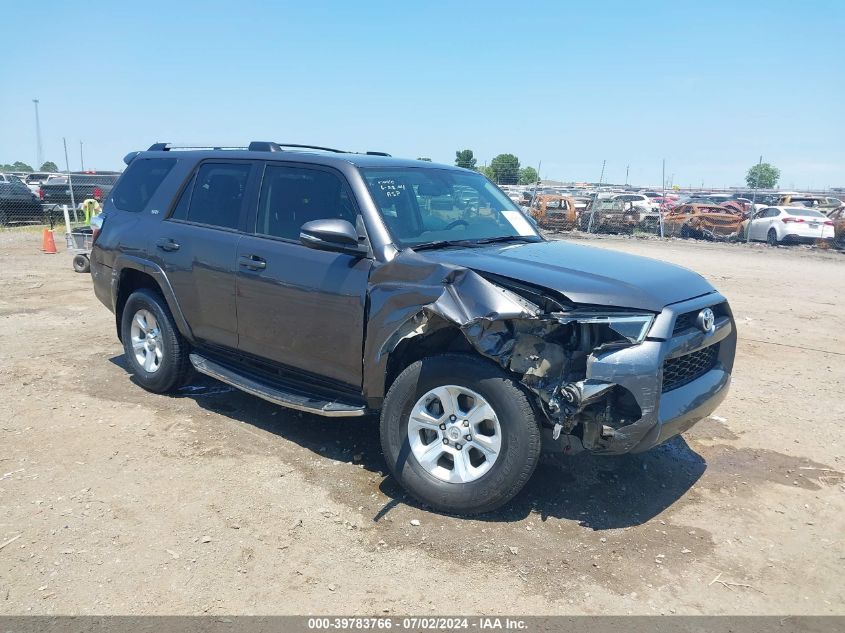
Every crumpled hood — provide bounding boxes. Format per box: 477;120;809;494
420;240;715;312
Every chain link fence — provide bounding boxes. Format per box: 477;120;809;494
525;193;843;249
0;171;117;230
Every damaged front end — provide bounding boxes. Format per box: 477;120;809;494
366;251;662;454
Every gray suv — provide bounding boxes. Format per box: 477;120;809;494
90;142;736;515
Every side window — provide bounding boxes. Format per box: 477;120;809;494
169;175;195;221
185;163;251;230
111;158;177;212
255;165;356;240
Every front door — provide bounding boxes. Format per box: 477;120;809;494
235;163;372;389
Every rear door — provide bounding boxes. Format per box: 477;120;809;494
153;160;257;349
235;162;372;389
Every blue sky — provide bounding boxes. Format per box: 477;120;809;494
2;1;843;188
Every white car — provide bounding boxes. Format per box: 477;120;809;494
611;193;660;224
745;206;835;245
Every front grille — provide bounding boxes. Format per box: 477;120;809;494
672;302;728;335
662;344;719;392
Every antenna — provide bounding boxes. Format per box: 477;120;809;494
33;99;43;168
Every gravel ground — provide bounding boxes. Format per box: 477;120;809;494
0;230;843;615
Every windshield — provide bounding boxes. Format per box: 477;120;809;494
361;167;540;248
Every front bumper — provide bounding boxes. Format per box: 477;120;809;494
576;292;736;455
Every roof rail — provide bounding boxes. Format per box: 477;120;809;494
145;142;391;157
274;143;347;153
147;143;248;151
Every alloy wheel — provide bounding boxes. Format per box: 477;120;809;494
407;385;502;483
130;308;163;373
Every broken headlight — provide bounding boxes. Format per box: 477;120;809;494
552;311;655;346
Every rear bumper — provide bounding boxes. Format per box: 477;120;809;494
577;293;736;455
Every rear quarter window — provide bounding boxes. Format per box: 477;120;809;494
110;159;177;213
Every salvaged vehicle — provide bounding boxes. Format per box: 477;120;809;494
775;195;842;211
527;194;579;230
828;206;845;246
90;142;737;515
581;198;640;233
663;203;744;240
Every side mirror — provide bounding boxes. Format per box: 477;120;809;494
299;218;367;256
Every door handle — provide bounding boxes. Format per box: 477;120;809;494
155;238;180;252
239;255;266;270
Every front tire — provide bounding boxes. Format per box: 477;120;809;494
767;228;780;246
120;288;190;393
380;353;541;515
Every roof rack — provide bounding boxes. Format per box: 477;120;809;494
146;141;391;157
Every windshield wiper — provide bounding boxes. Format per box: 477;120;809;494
410;240;474;251
470;235;541;245
410;236;540;251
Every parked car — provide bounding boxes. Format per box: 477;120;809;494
90;141;736;515
40;172;120;210
582;198;640;232
742;206;835;245
610;193;660;226
774;195;842;211
527;194;579;230
825;206;845;247
663;203;744;240
0;173;45;225
22;172;60;196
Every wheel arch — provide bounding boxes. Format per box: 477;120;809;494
113;258;193;343
383;323;474;403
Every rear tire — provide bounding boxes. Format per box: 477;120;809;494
72;254;90;273
380;353;541;515
120;288;190;393
767;228;779;246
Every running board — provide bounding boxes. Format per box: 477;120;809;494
189;353;367;417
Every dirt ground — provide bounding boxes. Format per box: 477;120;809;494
0;230;843;616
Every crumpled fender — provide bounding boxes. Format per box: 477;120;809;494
363;249;542;402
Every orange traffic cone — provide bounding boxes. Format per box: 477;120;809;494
42;229;57;254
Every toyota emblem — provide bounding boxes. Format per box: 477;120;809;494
696;308;715;333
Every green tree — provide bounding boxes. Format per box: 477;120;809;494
480;165;494;179
0;161;34;172
39;161;59;172
519;166;539;185
745;162;780;189
454;149;477;170
489;153;520;184
416;157;432;162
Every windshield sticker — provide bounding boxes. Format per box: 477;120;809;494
376;179;406;198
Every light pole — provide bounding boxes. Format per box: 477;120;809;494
33;99;44;168
79;141;85;171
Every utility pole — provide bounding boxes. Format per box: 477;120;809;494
33;99;43;168
660;159;666;238
63;138;77;214
599;160;606;186
79;141;84;171
625;164;629;185
746;155;763;244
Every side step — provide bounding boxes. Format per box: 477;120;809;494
189;353;367;417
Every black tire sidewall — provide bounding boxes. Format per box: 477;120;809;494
72;254;89;273
120;289;188;393
381;354;541;515
768;228;778;246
